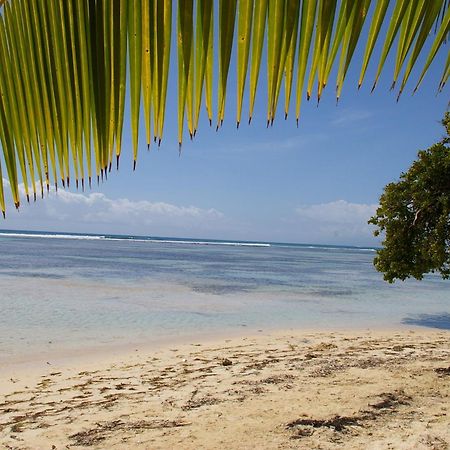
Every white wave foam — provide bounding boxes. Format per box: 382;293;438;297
0;232;105;240
131;239;270;247
0;232;271;247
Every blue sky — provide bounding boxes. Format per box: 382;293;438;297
1;8;448;246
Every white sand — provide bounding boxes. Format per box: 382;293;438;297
1;329;449;449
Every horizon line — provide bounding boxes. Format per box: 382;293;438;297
0;228;380;250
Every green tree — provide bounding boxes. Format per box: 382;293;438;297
369;113;450;282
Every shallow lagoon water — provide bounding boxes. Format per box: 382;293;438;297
0;231;449;363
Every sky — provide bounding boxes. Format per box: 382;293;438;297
1;7;449;246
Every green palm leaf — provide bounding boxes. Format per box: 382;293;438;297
115;0;128;167
358;0;389;87
248;0;267;123
128;0;142;168
397;1;443;97
372;0;410;90
273;0;300;121
439;50;450;91
295;0;317;123
158;1;172;144
267;0;285;124
0;0;448;215
205;3;214;125
177;0;194;146
194;0;213;132
414;4;450;92
336;0;371;101
142;0;152;150
1;7;32;201
236;0;253;128
217;0;237;128
283;0;300;119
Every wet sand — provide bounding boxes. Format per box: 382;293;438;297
1;329;449;449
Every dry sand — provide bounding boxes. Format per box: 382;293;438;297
1;329;449;449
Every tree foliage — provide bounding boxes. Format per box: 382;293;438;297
369;113;450;282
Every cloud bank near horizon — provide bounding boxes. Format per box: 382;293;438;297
1;179;224;237
291;200;378;245
1;179;378;245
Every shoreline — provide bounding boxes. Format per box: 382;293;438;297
0;323;432;376
1;328;449;449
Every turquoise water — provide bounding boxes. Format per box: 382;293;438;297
0;230;449;362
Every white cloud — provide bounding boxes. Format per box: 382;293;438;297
293;200;379;245
1;179;379;245
331;109;372;126
2;179;224;236
213;132;327;154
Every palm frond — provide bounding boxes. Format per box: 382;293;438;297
0;0;449;216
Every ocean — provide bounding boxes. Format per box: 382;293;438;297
0;230;449;364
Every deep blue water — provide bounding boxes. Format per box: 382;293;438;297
0;230;448;362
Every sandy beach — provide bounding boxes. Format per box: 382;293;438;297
0;329;449;449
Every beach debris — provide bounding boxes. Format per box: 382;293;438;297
419;434;449;450
435;366;450;376
69;419;190;446
261;374;294;385
368;391;411;410
287;415;361;433
10;422;25;433
312;342;338;352
182;395;221;411
287;390;412;439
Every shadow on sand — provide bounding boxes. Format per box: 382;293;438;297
402;313;450;330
